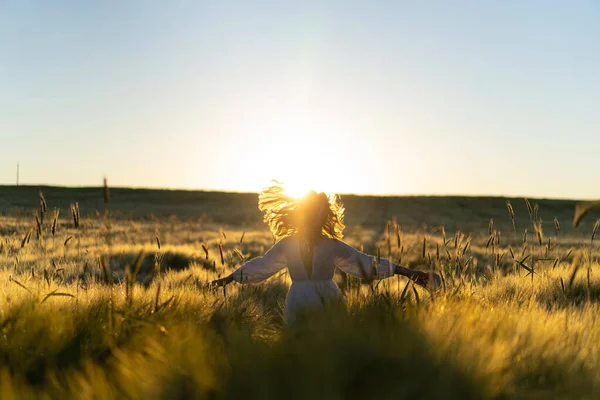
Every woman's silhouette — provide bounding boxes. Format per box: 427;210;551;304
211;183;441;323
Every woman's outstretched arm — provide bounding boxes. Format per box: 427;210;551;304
332;240;395;280
211;237;289;287
333;240;441;289
394;265;441;289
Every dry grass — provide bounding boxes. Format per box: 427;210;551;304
1;187;600;399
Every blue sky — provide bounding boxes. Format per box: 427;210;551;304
1;1;599;198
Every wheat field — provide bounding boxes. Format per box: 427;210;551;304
1;186;600;399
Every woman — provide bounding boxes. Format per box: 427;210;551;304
211;184;441;323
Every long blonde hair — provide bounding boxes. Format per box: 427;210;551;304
258;183;345;239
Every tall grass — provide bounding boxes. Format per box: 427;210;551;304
0;190;599;398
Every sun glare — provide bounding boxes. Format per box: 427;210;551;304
281;179;313;199
274;161;336;198
241;112;371;197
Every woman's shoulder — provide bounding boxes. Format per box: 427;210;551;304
315;236;345;251
277;235;335;247
320;237;347;246
275;235;344;249
273;235;300;250
319;237;357;256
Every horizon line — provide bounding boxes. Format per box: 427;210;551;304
0;183;594;203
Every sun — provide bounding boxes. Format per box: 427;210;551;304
237;111;369;197
269;144;331;199
281;178;313;199
270;164;334;199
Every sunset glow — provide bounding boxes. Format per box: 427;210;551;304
1;2;599;199
234;111;373;196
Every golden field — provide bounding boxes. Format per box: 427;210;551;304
1;185;600;399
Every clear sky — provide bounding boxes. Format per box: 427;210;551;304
1;1;599;199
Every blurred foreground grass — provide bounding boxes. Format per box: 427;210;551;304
1;186;600;399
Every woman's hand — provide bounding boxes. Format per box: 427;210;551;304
395;265;441;290
210;274;234;288
413;271;441;290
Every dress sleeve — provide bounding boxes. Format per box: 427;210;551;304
232;237;289;284
333;240;395;280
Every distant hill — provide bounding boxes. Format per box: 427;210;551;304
1;185;597;234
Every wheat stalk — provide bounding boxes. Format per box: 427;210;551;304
51;209;59;236
506;200;516;232
70;203;80;228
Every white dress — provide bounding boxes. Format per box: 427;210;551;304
232;236;396;323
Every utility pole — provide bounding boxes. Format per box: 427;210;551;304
16;163;19;186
